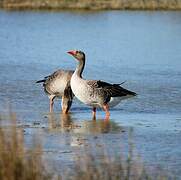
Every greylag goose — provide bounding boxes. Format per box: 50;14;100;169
36;69;74;114
68;50;136;119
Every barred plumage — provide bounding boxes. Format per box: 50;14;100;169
36;69;74;113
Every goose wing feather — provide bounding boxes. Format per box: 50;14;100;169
87;80;136;97
37;70;73;95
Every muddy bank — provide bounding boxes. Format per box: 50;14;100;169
1;0;181;10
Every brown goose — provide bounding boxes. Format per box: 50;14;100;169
68;50;136;119
36;69;74;114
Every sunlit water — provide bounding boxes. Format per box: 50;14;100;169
0;10;181;177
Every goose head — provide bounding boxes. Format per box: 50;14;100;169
67;50;85;61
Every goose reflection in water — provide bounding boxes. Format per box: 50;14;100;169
47;113;73;132
47;113;123;134
47;113;124;147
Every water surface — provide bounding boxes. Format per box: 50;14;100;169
0;10;181;178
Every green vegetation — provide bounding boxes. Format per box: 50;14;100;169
1;0;181;10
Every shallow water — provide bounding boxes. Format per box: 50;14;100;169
0;10;181;177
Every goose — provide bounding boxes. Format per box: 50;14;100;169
67;50;136;119
36;69;74;114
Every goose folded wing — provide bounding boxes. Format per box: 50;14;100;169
87;80;136;97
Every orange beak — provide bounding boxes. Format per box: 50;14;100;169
67;50;76;56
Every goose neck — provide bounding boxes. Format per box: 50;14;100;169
75;59;85;78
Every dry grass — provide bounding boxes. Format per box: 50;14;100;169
0;111;170;180
71;149;149;179
0;112;52;180
1;0;181;10
68;131;167;180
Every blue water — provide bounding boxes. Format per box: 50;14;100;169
0;10;181;178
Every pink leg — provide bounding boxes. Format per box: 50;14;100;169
92;107;96;120
62;96;72;114
49;96;55;113
62;96;68;114
103;104;110;120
